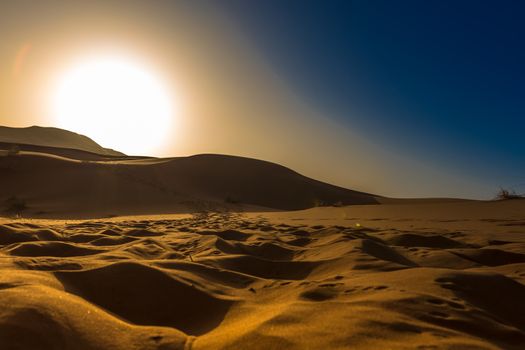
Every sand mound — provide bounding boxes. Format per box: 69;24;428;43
449;248;525;266
155;260;258;289
123;239;173;259
56;262;234;335
386;233;468;249
435;272;525;331
197;229;251;241
0;285;187;350
8;241;103;257
233;241;296;261
90;235;137;246
0;224;35;244
358;238;417;267
202;254;321;280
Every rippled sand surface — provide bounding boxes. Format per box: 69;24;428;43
0;200;524;349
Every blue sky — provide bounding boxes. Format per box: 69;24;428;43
221;0;525;194
1;0;523;198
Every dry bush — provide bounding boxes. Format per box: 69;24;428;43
7;144;20;156
495;188;524;200
4;196;27;213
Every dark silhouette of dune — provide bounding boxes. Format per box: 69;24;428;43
0;137;378;217
0;125;124;156
159;154;378;210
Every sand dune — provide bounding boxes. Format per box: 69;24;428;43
0;150;377;217
0;200;523;349
0;126;124;156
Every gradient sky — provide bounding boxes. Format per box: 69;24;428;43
1;1;523;199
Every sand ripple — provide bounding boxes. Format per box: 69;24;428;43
0;211;524;349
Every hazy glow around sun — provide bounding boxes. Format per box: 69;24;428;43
51;56;174;155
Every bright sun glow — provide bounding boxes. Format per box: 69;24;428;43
51;56;174;155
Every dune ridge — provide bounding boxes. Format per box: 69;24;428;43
0;150;377;217
0;126;124;156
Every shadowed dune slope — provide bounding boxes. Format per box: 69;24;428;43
56;262;234;335
0;152;377;217
157;154;378;209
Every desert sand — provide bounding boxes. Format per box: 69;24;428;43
1;128;524;349
0;199;524;349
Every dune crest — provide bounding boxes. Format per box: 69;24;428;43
0;126;124;156
0;150;377;218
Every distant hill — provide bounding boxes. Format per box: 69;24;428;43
0;147;378;218
0;126;124;156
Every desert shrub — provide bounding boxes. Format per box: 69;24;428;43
225;195;239;204
4;196;27;213
7;144;20;156
495;188;524;200
313;198;325;207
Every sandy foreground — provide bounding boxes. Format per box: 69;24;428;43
0;200;524;349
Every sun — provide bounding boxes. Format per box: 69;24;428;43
50;56;174;155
